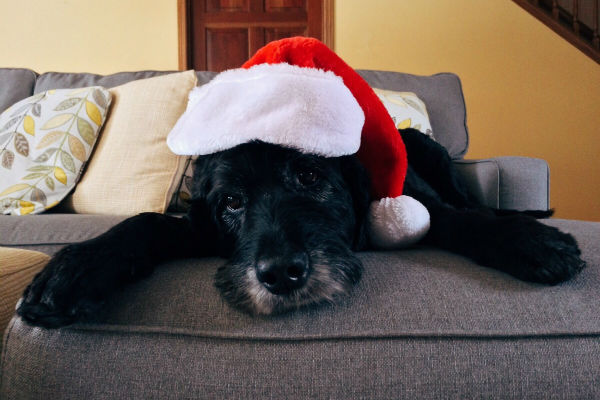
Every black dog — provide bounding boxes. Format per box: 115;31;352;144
17;129;585;328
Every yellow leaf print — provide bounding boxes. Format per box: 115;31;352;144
19;200;35;215
396;118;412;130
45;200;59;210
68;135;86;162
385;94;408;107
36;131;65;149
85;101;102;126
0;183;30;197
20;205;36;215
54;167;67;185
23;115;35;135
179;192;191;201
42;114;73;130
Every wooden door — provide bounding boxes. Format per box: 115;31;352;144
178;0;334;71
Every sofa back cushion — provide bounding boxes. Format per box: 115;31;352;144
2;68;470;214
0;69;37;114
33;71;218;93
358;70;469;159
3;68;469;159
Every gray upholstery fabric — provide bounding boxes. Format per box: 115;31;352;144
453;159;500;208
0;68;37;113
358;70;469;159
454;157;550;210
196;71;218;86
33;70;218;93
34;70;172;93
0;214;128;255
2;219;598;399
2;329;597;399
495;156;550;210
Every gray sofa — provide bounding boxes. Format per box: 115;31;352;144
1;68;598;399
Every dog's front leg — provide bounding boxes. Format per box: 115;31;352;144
17;213;207;328
417;197;586;284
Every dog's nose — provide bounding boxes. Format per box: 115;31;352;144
255;253;309;295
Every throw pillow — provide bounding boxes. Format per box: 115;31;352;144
168;156;194;212
372;88;434;139
60;70;197;215
0;87;111;215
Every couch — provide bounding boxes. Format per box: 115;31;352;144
0;67;598;399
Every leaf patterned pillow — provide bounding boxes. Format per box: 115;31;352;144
168;156;195;212
0;87;111;215
372;88;435;139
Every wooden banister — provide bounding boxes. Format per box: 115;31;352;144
593;0;599;47
572;0;580;34
513;0;600;63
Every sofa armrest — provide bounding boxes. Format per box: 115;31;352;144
452;156;550;211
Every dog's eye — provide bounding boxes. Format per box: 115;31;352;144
298;170;319;186
225;195;243;211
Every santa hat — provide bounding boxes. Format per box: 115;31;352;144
168;37;429;248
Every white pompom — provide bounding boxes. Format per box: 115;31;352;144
368;195;430;249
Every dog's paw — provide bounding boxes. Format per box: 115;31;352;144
484;215;586;285
17;244;111;328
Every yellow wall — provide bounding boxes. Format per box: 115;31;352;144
0;0;178;74
336;0;600;221
0;0;598;220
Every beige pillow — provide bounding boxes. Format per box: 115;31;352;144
62;70;197;215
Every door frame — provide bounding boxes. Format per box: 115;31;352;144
177;0;335;70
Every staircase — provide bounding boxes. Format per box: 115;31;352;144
513;0;600;63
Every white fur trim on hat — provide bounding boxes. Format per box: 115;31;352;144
167;63;365;157
368;195;430;249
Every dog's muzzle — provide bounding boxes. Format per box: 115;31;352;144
255;252;310;295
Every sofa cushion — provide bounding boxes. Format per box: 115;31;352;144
0;69;37;114
358;70;469;159
33;70;467;159
1;219;598;398
34;71;174;93
64;219;600;337
34;71;218;93
0;214;129;255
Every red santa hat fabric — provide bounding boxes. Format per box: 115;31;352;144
167;37;430;248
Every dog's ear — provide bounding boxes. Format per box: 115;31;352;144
186;155;219;251
340;156;371;251
190;155;214;201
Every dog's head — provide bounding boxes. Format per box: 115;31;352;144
189;141;370;315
